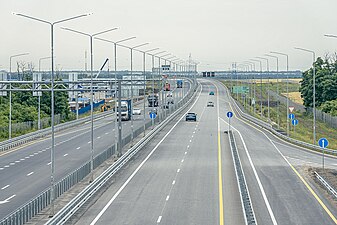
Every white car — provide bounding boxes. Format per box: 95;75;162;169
133;108;141;115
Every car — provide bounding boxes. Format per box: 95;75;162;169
185;112;197;121
167;93;173;97
209;91;215;95
207;101;215;107
132;108;141;115
149;108;158;115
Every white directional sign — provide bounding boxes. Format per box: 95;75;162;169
68;73;78;99
33;73;42;96
0;72;7;96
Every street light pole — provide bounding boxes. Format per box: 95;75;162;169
270;51;289;136
257;57;270;122
95;36;136;156
9;53;29;139
61;27;118;182
14;12;91;217
294;47;316;144
144;48;160;129
251;59;263;118
38;56;52;130
128;43;149;144
265;54;280;128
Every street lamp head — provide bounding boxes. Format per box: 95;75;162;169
324;34;337;38
145;48;160;53
116;36;136;44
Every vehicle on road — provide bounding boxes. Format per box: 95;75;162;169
185;112;197;121
147;94;159;107
132;108;141;115
165;82;171;91
167;92;173;97
207;101;215;107
115;99;132;121
149;108;158;115
209;91;215;95
177;80;183;88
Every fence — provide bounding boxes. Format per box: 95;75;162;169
307;107;337;129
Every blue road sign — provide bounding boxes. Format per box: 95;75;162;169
292;119;298;126
289;114;295;120
149;112;156;119
227;111;233;118
318;138;329;148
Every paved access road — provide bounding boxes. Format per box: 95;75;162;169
0;80;190;219
73;79;337;225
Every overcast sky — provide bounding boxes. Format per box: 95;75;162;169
1;0;337;72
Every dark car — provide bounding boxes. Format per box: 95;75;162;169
185;112;197;121
207;101;215;107
209;91;215;95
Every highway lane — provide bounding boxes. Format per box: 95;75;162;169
213;79;337;225
0;80;190;219
73;80;245;225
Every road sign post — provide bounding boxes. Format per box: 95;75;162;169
150;112;156;129
318;138;329;170
292;119;298;135
227;111;233;132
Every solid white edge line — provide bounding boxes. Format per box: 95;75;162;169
89;82;202;225
219;117;278;225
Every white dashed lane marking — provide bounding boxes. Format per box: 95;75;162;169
63;154;68;157
27;172;34;176
1;185;10;190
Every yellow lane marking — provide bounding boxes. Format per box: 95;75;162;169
218;81;337;224
215;82;224;225
218;128;224;225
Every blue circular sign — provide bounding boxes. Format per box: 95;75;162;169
292;119;298;126
149;112;156;119
227;111;233;118
289;114;295;120
318;138;329;148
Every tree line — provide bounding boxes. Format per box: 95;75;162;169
300;54;337;116
0;66;73;130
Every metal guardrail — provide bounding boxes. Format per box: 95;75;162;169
45;82;199;225
228;130;257;225
314;171;337;199
0;80;197;225
219;81;337;155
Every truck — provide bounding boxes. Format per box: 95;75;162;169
177;80;183;88
164;82;170;91
147;94;158;107
115;99;132;121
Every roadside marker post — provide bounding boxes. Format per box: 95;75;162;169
318;138;329;170
227;111;233;132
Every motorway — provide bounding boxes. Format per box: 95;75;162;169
72;79;337;225
0;80;190;219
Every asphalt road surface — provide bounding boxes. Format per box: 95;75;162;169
72;79;337;225
0;80;190;219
